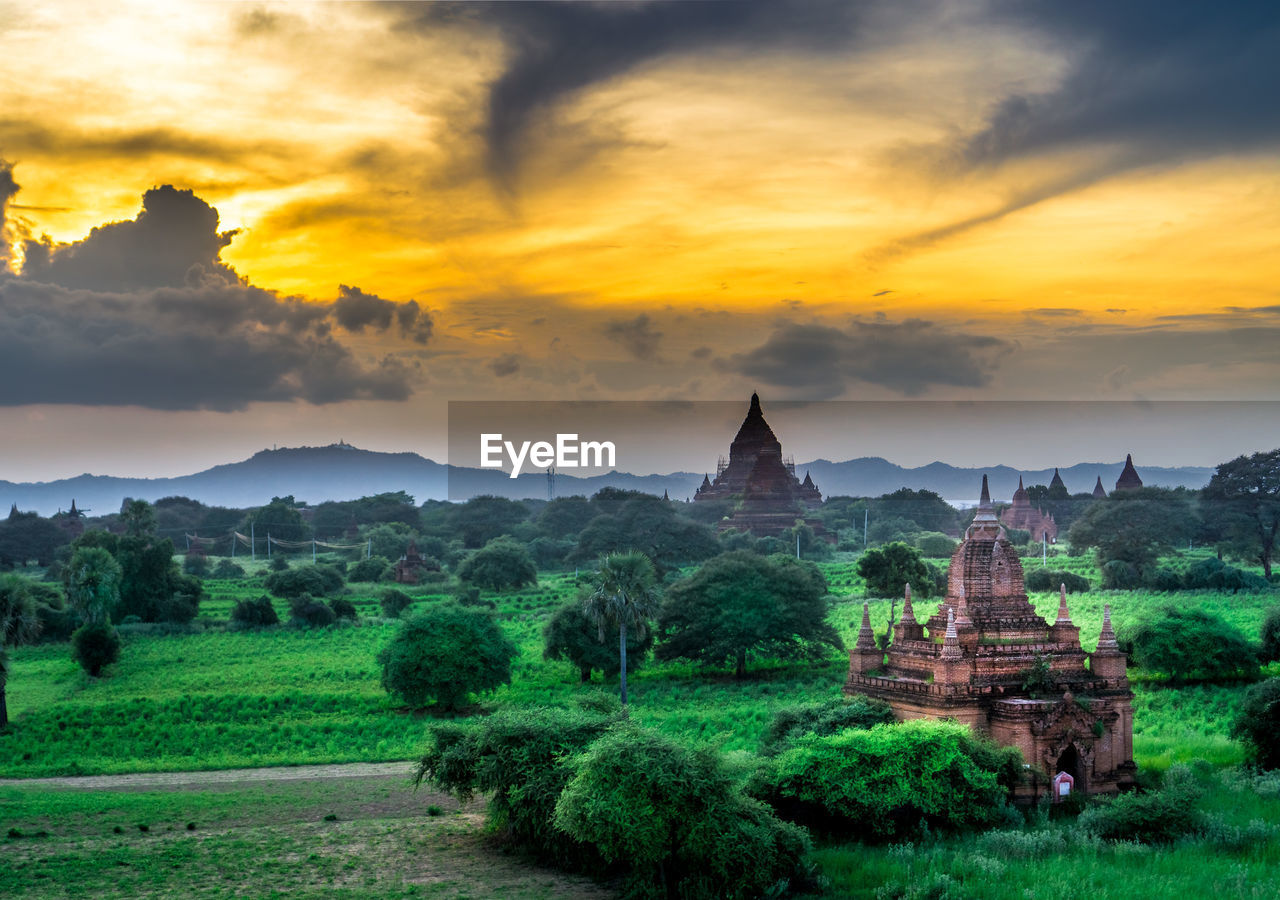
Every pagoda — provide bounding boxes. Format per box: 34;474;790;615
1114;454;1143;492
1000;476;1058;542
846;476;1135;800
1092;477;1107;499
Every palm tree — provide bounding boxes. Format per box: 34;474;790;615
1;574;42;729
583;551;660;707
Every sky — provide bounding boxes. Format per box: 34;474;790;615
2;0;1279;482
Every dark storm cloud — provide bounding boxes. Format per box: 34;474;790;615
489;353;521;377
726;319;1009;397
0;159;17;267
400;0;871;185
1;181;431;409
603;313;663;360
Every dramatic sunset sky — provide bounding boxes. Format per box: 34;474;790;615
2;1;1278;480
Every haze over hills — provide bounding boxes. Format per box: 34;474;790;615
0;443;1216;517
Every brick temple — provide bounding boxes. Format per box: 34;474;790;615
846;476;1135;800
1000;476;1058;542
695;393;826;538
1114;453;1143;492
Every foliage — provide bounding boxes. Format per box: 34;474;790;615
230;595;279;629
536;496;596;539
328;596;357;621
760;695;895;755
268;554;290;572
553;724;811;899
348;556;391;582
1;574;42;727
1262;606;1280;664
66;546;122;625
872;488;960;535
1101;558;1141;589
583;551;660;704
211;559;246;578
749;719;1020;841
378;588;414;618
1024;569;1091;593
182;552;209;576
72;622;121;677
414;706;615;867
527;535;575;568
916;532;958;558
657;551;842;677
456;538;538;591
264;565;345;600
378;605;517;710
1181;556;1268;593
0;509;68;569
1128;607;1258;682
70;530;203;624
1232;677;1280;770
544;597;654;683
448;495;529;548
575;493;719;574
287;597;337;628
1020;653;1057;698
1078;764;1206;843
1201;449;1280;578
245;496;309;544
1067;488;1199;578
858;541;933;599
120;498;157;538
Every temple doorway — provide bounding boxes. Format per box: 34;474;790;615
1055;743;1086;796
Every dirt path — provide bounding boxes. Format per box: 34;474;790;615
0;760;417;790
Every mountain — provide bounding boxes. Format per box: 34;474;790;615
0;443;1215;516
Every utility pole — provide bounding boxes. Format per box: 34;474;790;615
251;522;256;563
796;531;801;559
863;508;869;549
1043;532;1047;565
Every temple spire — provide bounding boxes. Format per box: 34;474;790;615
941;607;961;659
955;582;973;628
855;602;877;651
1055;583;1072;625
980;474;991;507
901;583;916;623
1097;604;1119;651
749;391;761;413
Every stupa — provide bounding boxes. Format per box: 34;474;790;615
1000;476;1058;542
1114;454;1143;492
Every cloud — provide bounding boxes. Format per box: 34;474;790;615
603;313;663;360
489;353;520;377
0;159;17;268
726;319;1010;397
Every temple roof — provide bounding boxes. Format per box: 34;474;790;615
1012;476;1028;503
1049;468;1066;491
1092;476;1106;498
1115;453;1143;492
730;392;780;452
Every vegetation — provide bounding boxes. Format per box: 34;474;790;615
229;595;279;629
759;694;895;755
1233;677;1280;770
1201;449;1280;578
1127;607;1258;682
857;541;934;598
1067;488;1198;581
543;597;654;684
456;538;538;592
264;565;345;600
71;621;121;677
0;574;41;727
378;605;517;710
1024;568;1090;593
582;551;660;704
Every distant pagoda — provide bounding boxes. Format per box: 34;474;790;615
1000;476;1058;542
1114;454;1143;492
1092;476;1107;499
847;476;1136;801
695;394;825;538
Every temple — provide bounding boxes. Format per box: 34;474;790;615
393;540;440;584
695;394;826;538
1092;477;1107;499
1000;476;1058;542
846;476;1135;800
1114;454;1143;492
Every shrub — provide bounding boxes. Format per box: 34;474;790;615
1101;559;1140;589
1232;677;1280;770
760;695;896;755
1262;607;1280;665
554;725;811;899
1182;557;1268;593
211;559;246;579
265;565;345;600
1143;567;1184;592
329;597;357;621
1127;607;1258;682
230;595;279;628
182;553;209;576
71;622;121;677
857;542;933;598
543;598;654;683
269;555;290;572
749;719;1020;840
916;532;957;558
379;589;414;618
348;556;391;583
1023;569;1091;593
35;602;81;643
379;605;517;709
456;539;538;591
1077;764;1205;843
288;597;337;628
415;706;615;867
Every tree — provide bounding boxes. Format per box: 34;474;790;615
583;552;660;705
1202;449;1280;578
120;498;157;538
1262;607;1280;665
1128;607;1257;682
66;547;122;625
656;551;842;678
871;488;960;534
544;597;654;683
1066;488;1198;578
378;605;517;710
575;494;719;574
245;496;309;545
72;622;121;677
857;541;933;598
536;496;596;539
456;538;537;591
0;574;42;727
1233;677;1280;770
449;495;529;548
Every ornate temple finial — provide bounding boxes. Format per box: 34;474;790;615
855;602;877;650
1097;604;1119;651
1017;475;1024;490
662;489;669;501
941;607;962;659
1055;583;1072;624
749;392;761;412
980;474;991;507
902;582;916;622
955;582;973;628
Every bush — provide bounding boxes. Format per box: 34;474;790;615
265;565;345;600
1144;567;1184;592
35;602;81;643
1233;677;1280;770
329;597;357;621
71;622;121;677
760;695;896;755
749;719;1020;840
1127;607;1258;682
1182;557;1268;593
916;532;957;558
211;559;246;579
1078;764;1205;843
230;595;279;628
543;598;654;683
415;707;615;868
554;725;811;899
348;556;391;583
1262;607;1280;665
269;555;290;572
1023;569;1091;593
456;539;537;592
857;542;933;598
1101;559;1140;589
379;605;517;709
182;553;209;576
288;597;337;628
379;589;414;619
